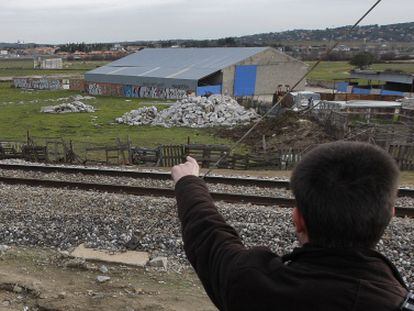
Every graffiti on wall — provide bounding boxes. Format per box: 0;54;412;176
122;85;187;99
88;83;124;97
88;83;103;96
86;82;188;99
14;78;62;90
69;79;85;91
13;78;30;89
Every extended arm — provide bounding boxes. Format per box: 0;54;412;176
173;158;246;310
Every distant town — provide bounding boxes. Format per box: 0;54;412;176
1;22;413;63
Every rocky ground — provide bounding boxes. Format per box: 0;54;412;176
0;183;412;291
0;247;214;311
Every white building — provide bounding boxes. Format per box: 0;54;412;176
34;57;63;69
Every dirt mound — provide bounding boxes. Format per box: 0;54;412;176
213;111;333;151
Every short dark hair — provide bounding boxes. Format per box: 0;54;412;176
290;141;399;249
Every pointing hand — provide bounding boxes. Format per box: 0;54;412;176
171;156;200;183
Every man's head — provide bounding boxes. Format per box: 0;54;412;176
290;141;399;249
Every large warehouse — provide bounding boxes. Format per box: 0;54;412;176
84;47;308;99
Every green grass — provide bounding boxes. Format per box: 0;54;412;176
371;62;414;73
0;60;109;77
62;60;109;70
0;83;234;153
306;61;414;81
0;59;34;69
306;61;353;81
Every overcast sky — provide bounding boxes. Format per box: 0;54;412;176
1;0;413;44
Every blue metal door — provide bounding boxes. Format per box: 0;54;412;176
197;85;222;96
234;65;257;96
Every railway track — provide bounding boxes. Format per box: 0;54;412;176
0;163;291;188
0;175;294;206
2;163;414;196
1;162;414;197
0;172;413;218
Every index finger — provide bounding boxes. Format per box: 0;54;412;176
186;156;198;166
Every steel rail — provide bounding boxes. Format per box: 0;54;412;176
0;163;291;188
0;175;412;218
0;175;293;206
1;164;414;198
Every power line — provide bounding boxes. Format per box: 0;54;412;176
202;0;384;179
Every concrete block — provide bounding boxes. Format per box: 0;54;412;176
70;244;149;267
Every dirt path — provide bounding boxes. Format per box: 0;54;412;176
0;247;216;311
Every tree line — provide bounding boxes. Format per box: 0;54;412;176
57;43;113;53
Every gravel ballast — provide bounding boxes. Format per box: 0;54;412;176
0;183;412;289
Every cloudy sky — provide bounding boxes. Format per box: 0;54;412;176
1;0;413;44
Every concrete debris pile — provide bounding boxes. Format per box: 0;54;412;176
116;95;259;128
400;97;414;109
154;95;259;128
115;106;158;125
71;95;96;101
41;101;96;114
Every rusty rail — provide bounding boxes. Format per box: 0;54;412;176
0;163;291;188
2;164;414;198
0;175;412;218
0;176;293;207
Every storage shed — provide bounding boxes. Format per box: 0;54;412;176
84;47;307;99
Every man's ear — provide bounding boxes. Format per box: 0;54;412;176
293;207;306;234
293;207;309;245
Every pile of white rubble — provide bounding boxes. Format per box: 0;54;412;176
400;97;414;109
116;95;258;128
115;106;158;125
41;100;96;114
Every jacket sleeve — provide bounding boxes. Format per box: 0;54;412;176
175;175;246;310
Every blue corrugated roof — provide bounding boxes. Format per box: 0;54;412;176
86;47;269;81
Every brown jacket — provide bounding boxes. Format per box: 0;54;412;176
175;176;409;311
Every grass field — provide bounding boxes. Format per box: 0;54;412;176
0;59;34;69
306;61;414;81
0;82;234;151
0;60;109;77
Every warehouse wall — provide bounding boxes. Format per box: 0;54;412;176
85;81;189;99
222;65;236;96
85;73;198;92
223;48;308;97
69;79;85;91
255;62;308;95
